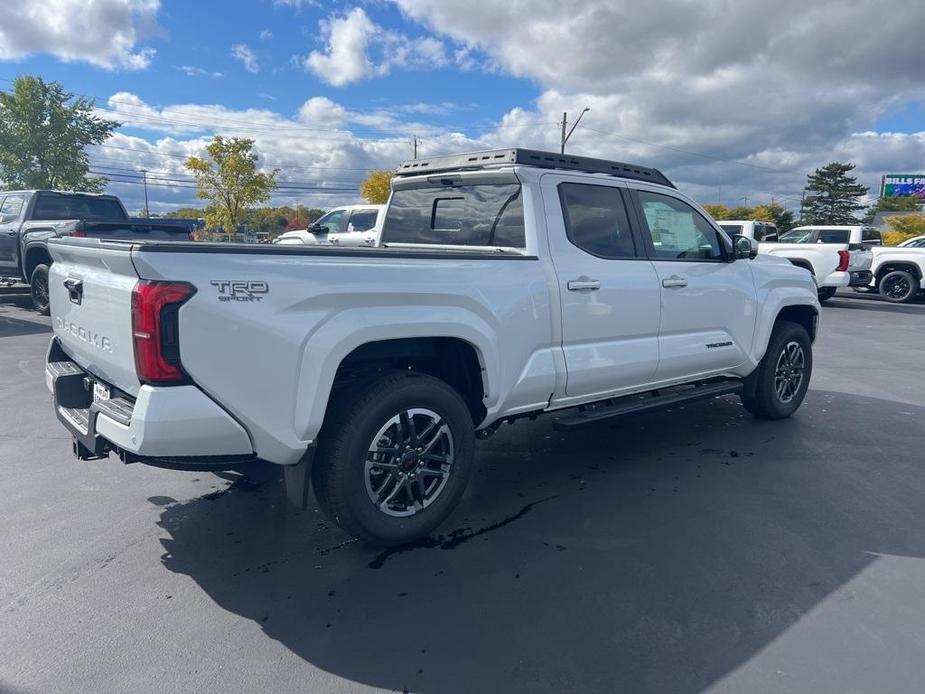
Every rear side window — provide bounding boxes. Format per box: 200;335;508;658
32;194;124;221
382;184;525;248
862;227;882;245
0;194;25;218
348;208;379;232
558;183;636;258
816;229;850;243
720;223;744;236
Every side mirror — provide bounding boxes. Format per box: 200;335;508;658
309;224;329;234
733;234;759;260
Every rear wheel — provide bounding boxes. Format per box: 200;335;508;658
312;371;475;546
741;321;812;419
30;264;50;315
817;286;837;302
878;269;918;303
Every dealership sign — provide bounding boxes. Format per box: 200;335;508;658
881;174;925;198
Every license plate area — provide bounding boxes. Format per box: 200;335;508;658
93;381;111;403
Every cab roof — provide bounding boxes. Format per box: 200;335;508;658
395;148;675;189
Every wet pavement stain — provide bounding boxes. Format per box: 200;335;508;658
200;476;264;501
368;495;560;569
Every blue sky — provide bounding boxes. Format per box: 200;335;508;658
1;0;923;213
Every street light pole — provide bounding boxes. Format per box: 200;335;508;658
560;107;591;154
141;169;149;217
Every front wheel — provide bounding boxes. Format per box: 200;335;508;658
878;270;918;303
312;371;475;546
30;264;50;315
741;321;813;419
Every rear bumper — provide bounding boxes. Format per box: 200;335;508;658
848;270;873;287
46;337;255;467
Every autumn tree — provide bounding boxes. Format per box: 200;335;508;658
748;202;796;232
185;136;278;233
360;170;393;204
801;162;869;225
702;204;730;219
883;213;925;246
0;75;120;192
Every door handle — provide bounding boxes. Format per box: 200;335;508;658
328;237;339;244
567;278;601;291
64;278;83;304
365;237;375;245
661;275;688;288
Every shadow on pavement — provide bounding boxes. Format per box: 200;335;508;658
0;314;52;338
156;390;925;693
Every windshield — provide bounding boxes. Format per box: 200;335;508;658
778;229;815;243
382;183;525;248
720;224;744;236
31;194;125;221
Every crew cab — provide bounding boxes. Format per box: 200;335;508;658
44;149;820;546
757;225;875;301
273;205;385;246
0;190;192;313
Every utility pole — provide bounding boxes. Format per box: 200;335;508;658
141;169;149;217
560;107;590;154
412;135;420;159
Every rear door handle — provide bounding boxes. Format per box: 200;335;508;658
661;275;688;288
328;237;339;244
567;278;601;291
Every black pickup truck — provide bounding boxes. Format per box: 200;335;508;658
0;190;193;313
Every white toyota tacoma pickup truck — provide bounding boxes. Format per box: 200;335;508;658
757;225;875;301
45;149;820;545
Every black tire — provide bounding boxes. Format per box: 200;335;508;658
741;321;813;420
312;371;475;546
30;264;50;315
878;269;918;304
817;286;837;302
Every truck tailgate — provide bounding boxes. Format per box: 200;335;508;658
848;247;873;271
47;240;141;396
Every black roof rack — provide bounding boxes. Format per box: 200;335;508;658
394;148;674;189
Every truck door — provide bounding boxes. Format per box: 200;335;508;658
543;176;661;402
0;194;26;276
342;207;381;246
629;188;757;382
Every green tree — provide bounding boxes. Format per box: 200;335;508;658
862;195;921;223
185;136;278;232
0;75;120;192
359;169;393;204
801;162;869;225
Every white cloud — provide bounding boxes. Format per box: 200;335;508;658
303;8;447;87
176;65;223;78
390;0;925;208
259;29;273;41
0;0;160;70
231;43;259;74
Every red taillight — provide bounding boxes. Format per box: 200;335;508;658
836;250;850;272
131;280;196;385
70;230;87;237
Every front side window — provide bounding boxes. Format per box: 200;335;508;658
347;209;379;232
637;191;724;261
0;195;24;218
558;183;636;258
382;183;525;247
779;229;814;243
313;209;347;234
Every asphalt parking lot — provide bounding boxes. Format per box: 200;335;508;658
2;288;925;694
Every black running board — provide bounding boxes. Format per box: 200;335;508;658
552;380;743;431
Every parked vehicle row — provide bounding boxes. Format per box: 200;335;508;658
0;190;193;314
43;148;820;546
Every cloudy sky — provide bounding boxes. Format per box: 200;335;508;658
1;0;924;214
